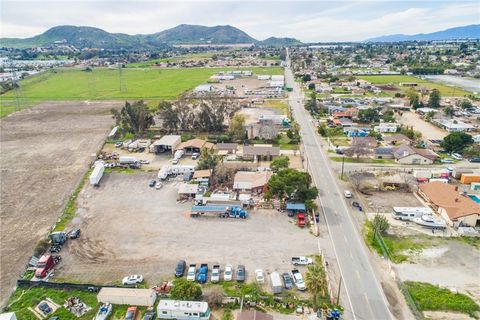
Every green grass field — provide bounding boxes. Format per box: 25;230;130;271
127;52;216;68
0;66;283;117
357;75;470;97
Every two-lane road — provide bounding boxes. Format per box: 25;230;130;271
285;61;392;320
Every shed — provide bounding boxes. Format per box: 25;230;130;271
178;184;199;195
151;135;181;154
97;288;156;306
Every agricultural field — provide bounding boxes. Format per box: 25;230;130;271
357;75;471;97
127;52;216;67
0;66;284;117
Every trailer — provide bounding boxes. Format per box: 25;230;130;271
90;161;105;186
119;156;138;164
269;272;283;294
158;165;169;180
190;205;248;219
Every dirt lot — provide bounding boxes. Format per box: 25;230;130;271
361;191;422;213
238;107;281;125
211;77;271;97
398;111;447;140
56;172;318;286
0;101;120;306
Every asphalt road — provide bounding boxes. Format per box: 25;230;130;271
285;60;393;320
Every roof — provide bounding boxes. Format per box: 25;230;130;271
237;310;273;320
286;202;306;210
383;134;412;143
0;313;16;320
155;135;181;146
243;146;280;157
375;147;393;155
352;136;377;146
98;288;155;298
419;182;480;220
216;143;238;151
176;138;214;150
157;300;209;313
233;171;272;190
193;169;212;179
393;144;437;160
178;183;199;194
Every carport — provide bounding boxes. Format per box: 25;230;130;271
286;202;306;215
150;135;181;154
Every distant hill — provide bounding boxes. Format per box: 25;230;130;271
0;25;150;49
146;24;256;44
366;24;480;42
0;24;257;49
257;37;302;47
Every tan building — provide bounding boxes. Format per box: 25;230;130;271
393;144;438;165
233;171;273;194
176;138;214;154
418;182;480;228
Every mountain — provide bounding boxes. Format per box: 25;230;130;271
0;24;257;49
257;37;302;47
366;24;480;42
0;25;150;49
146;24;256;44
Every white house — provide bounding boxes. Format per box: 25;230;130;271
374;123;399;133
433;118;475;132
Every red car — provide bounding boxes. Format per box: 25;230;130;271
35;255;55;278
125;306;137;320
297;213;306;228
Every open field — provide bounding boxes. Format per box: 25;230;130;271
0;66;284;117
357;75;471;97
56;172;318;285
127;52;216;67
0;101;118;306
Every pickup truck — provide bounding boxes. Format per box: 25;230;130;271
197;264;208;284
291;269;306;291
291;256;313;265
211;265;220;283
187;264;196;282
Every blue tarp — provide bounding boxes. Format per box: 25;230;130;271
286;203;306;211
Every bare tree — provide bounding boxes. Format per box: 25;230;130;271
344;139;373;160
258;123;279;141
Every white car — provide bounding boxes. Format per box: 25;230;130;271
155;183;163;190
255;269;265;284
451;153;463;160
211;265;220;283
187;265;196;281
122;274;143;285
344;190;352;198
139;159;150;164
224;264;233;282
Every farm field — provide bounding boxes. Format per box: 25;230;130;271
127;52;216;67
0;66;284;117
357;75;471;97
0;101;118;307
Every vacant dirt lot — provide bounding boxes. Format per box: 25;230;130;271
0;101;119;306
398;111;447;140
56;172;318;286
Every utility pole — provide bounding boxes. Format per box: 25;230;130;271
336;277;342;305
341;156;345;180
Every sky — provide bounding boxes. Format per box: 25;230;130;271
1;0;479;42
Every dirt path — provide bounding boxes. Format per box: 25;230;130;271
0;101;120;306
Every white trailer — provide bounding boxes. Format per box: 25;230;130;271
90;161;105;186
393;207;433;221
170;165;195;175
413;170;432;179
157;300;211;320
158;165;169;180
270;272;283;294
119;156;138;164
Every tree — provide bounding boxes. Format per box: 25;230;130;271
372;214;389;235
318;124;328;137
308;83;315;90
301;74;311;82
197;147;218;170
382;109;395;123
270;156;290;172
111;100;154;136
157;101;179;133
229;114;246;142
427;89;441;108
358;108;380;123
444;106;454;117
202;287;224;308
305;263;328;309
344;138;374;160
441;132;474;153
170;278;202;301
267;168;318;202
460;99;473;109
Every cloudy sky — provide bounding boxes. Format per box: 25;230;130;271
1;0;479;42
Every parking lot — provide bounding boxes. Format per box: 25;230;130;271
56;171;318;286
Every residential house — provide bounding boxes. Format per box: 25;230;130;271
374;123;399;133
374;147;394;159
433;118;475;132
393;144;439;165
192;169;212;185
332;107;358;119
383;134;412;146
216;143;238;155
418;182;480;228
176;138;214;154
242;145;280;161
233;171;273;194
344;127;369;138
352;136;377;148
333;117;354;128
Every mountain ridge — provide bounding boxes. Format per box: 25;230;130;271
366;24;480;42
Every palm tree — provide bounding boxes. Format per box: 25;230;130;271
305;264;328;308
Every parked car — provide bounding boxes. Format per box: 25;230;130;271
69;228;81;239
451;153;463;160
148;180;156;187
291;269;306;291
125;306;137;320
470;157;480;163
441;158;454;164
255;269;265;284
344;190;352;198
211;265;220;283
143;310;155;320
38;302;52;315
197;263;208;283
291;256;313;265
282;272;293;289
236;265;245;282
192;152;200;160
187;264;196;281
224;264;233;281
122;274;143;285
172;159;179;164
115;141;123;148
139;159;150;164
352;201;362;211
175;260;186;277
155;183;163;190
